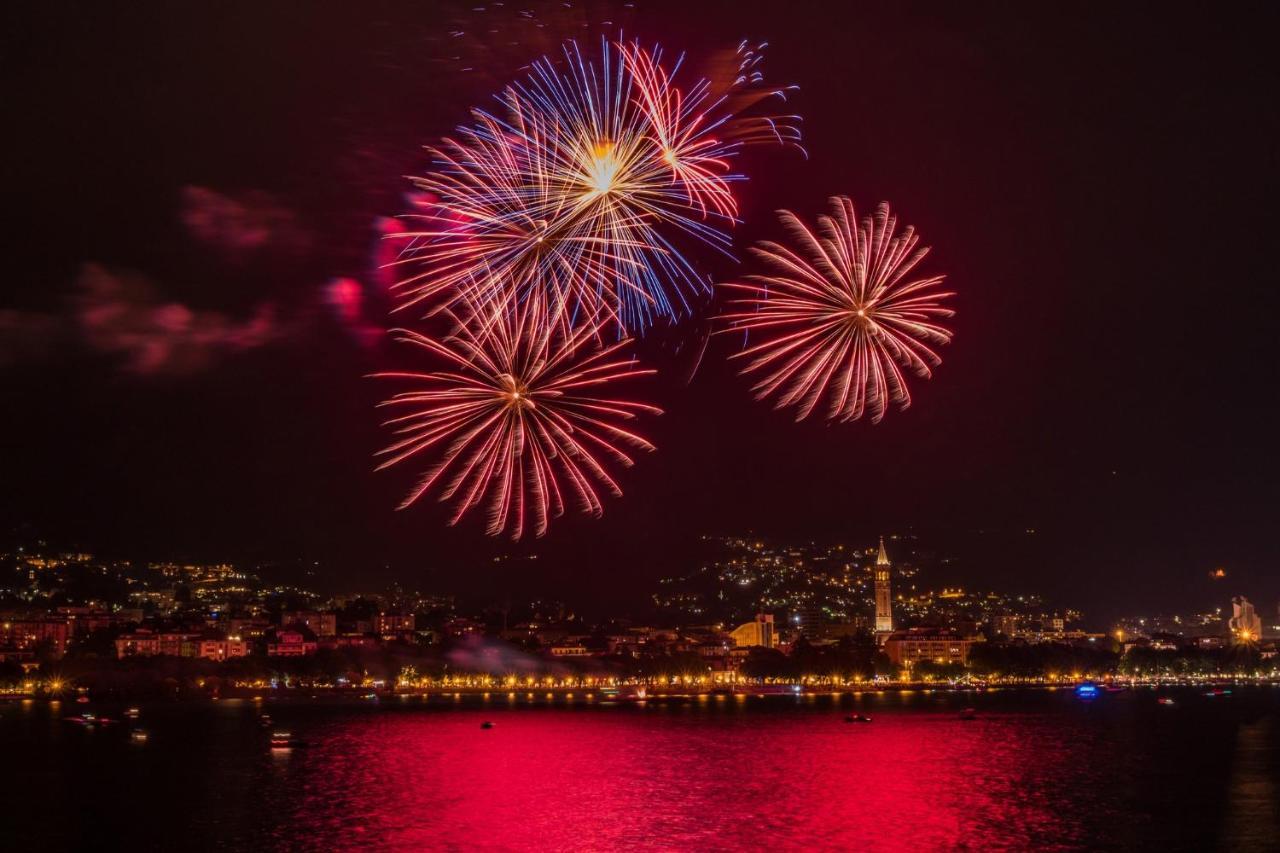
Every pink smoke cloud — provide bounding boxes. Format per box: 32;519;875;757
180;185;311;257
75;263;280;374
324;276;383;348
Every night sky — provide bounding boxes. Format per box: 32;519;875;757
3;2;1278;623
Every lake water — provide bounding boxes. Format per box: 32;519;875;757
3;687;1277;851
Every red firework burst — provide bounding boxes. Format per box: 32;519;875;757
720;197;955;422
374;299;661;539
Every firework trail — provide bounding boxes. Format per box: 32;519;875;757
374;295;661;539
720;197;954;423
391;38;801;334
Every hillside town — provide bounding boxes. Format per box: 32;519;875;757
2;536;1276;697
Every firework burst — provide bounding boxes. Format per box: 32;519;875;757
721;197;954;423
391;38;801;334
374;298;661;539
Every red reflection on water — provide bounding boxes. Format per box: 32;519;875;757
275;702;1096;850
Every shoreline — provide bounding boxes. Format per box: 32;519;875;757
5;677;1276;705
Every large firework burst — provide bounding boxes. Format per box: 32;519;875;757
392;38;801;334
721;197;955;423
374;298;661;539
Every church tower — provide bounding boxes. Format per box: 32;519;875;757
874;536;893;634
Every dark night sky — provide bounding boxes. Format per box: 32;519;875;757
3;2;1278;623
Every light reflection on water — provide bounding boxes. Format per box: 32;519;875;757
3;688;1277;851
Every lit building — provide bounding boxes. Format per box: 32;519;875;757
281;611;336;638
874;537;893;635
267;629;318;656
883;628;982;668
196;637;250;661
0;618;71;659
114;630;202;658
1228;596;1262;641
115;631;162;657
730;613;776;648
374;613;415;635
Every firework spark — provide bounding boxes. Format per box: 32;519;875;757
721;197;954;423
375;298;661;539
392;38;801;334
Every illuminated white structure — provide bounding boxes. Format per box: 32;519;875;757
1228;596;1261;641
874;537;893;635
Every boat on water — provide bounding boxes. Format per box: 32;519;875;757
1074;682;1100;699
958;708;977;721
844;714;872;723
1157;697;1176;706
270;730;296;749
124;707;140;719
130;729;149;743
480;721;495;729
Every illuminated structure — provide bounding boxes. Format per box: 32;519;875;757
374;613;416;635
874;537;894;635
730;613;776;649
281;610;337;638
196;637;250;661
883;628;981;668
266;629;318;657
1228;596;1261;641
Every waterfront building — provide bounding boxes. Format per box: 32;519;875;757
196;637;250;661
114;629;203;658
883;628;982;668
266;629;318;656
730;613;776;648
875;537;894;635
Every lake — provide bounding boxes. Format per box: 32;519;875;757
3;687;1277;851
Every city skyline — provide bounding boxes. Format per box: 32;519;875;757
5;532;1273;640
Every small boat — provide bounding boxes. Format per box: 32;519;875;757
1074;682;1100;699
1157;697;1175;706
124;707;141;719
130;728;149;743
480;721;495;729
270;730;294;749
958;708;977;721
76;696;90;704
258;714;273;728
844;714;873;723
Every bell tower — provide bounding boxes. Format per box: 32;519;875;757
874;536;893;634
